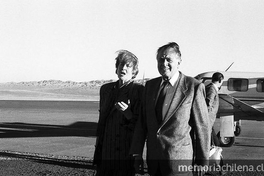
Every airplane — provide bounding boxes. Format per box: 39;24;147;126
195;71;264;147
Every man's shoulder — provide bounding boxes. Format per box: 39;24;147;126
182;74;200;86
145;77;161;86
147;77;161;82
206;83;217;91
205;82;212;88
145;74;201;86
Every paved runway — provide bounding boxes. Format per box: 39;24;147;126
214;119;264;160
0;100;263;175
0;100;98;159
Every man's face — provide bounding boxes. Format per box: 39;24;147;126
218;80;224;90
116;61;134;82
157;47;181;80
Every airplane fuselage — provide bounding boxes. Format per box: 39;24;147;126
195;71;264;120
195;71;264;146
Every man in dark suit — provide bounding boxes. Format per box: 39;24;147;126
205;72;224;147
130;42;210;176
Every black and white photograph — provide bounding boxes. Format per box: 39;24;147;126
0;1;264;175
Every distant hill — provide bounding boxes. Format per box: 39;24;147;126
1;79;114;89
1;79;148;89
0;79;148;101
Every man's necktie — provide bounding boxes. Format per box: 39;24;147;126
156;81;169;124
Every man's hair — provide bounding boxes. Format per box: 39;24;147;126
212;72;224;83
115;50;139;78
157;42;181;58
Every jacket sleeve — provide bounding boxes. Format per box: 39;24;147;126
95;85;107;144
205;85;217;110
192;83;210;166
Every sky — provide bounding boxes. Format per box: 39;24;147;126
1;0;264;83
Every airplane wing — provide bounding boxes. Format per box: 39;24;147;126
232;97;263;112
219;94;264;121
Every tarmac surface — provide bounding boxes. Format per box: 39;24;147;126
0;100;97;176
0;151;94;176
0;100;264;175
0;119;263;176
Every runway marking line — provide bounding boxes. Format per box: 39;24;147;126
237;136;264;140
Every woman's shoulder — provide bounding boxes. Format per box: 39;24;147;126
100;81;117;93
129;82;144;97
132;81;144;92
132;81;144;88
102;81;116;87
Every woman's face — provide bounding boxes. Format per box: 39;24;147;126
116;61;134;83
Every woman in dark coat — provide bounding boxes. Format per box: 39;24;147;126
93;50;144;176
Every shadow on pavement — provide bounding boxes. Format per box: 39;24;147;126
0;151;95;169
0;121;97;138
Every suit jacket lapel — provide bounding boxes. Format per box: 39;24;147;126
162;74;188;124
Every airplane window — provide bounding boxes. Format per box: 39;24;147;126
228;78;248;91
257;79;264;92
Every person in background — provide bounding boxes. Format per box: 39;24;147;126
205;72;224;147
130;42;210;176
93;50;144;176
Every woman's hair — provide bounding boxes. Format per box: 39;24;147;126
115;50;139;78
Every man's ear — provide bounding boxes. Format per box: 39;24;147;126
178;58;182;65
